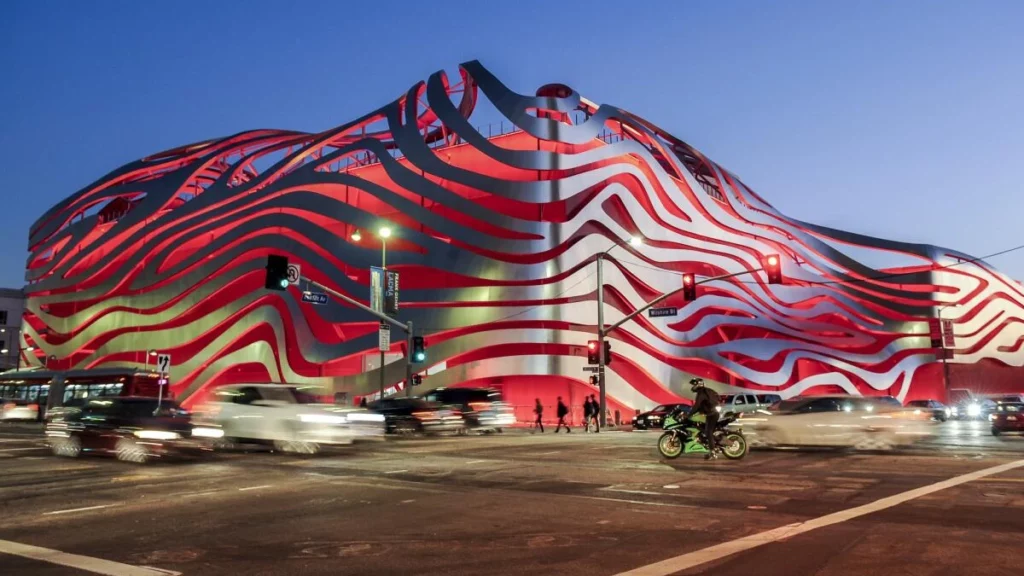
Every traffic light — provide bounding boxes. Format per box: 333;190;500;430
589;375;599;386
682;273;697;301
412;336;426;363
265;255;290;291
587;340;599;365
763;254;782;284
603;340;612;365
412;374;423;386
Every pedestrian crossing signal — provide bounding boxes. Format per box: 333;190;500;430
589;375;599;386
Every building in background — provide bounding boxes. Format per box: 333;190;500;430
0;287;25;371
19;61;1024;414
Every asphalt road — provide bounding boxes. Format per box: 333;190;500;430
1;421;1022;576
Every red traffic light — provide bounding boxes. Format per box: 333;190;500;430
588;341;597;350
763;254;783;284
682;273;697;301
587;340;599;365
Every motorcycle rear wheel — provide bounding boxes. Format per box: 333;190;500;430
721;432;748;460
658;431;683;459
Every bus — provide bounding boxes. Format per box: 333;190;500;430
0;368;164;421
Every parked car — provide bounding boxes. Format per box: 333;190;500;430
1;398;41;422
990;402;1024;436
420;387;514;432
905;399;952;422
45;397;215;463
369;398;465;435
716;393;782;415
738;395;936;450
193;384;385;454
632;404;690;430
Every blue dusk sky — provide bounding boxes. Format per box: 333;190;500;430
2;0;1022;288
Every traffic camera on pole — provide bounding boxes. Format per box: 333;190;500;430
763;254;783;284
412;336;426;363
265;255;290;291
682;273;697;301
587;340;599;364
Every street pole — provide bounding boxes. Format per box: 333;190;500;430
379;238;387;401
938;304;957;396
596;253;607;429
405;320;414;397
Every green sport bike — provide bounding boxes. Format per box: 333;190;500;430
657;408;748;460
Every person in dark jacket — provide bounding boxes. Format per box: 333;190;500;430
555;397;571;433
688;378;720;459
533;398;544;433
582;396;593;432
589;394;600;432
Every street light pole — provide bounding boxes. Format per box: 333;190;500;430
379;233;387;401
595;237;641;429
938;303;958;395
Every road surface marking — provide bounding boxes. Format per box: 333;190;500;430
975;477;1024;483
465;460;487;465
537;451;561;455
601;487;664;496
0;446;44;452
571;495;696;509
238;485;272;491
0;438;40;443
401;499;415;504
0;538;179;576
614;458;1024;576
43;504;117;516
663;485;680;489
383;469;408;474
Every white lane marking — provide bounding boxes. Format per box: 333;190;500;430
383;469;408;474
238;485;271;491
465;460;487;465
601;487;664;496
537;451;561;455
571;495;695;509
0;446;45;452
43;504;117;516
401;499;415;504
663;485;680;489
0;538;180;575
614;458;1024;576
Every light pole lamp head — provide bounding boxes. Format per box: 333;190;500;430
629;236;643;247
350;229;362;242
0;349;8;354
25;346;35;352
378;226;392;239
149;350;159;357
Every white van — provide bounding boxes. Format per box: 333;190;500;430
717;393;782;415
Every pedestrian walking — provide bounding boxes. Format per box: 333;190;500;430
589;394;601;433
533;398;544;433
555;396;571;433
582;396;593;432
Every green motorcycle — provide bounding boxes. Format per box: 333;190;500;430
657;408;748;460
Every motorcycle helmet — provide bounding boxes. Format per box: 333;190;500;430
689;377;705;392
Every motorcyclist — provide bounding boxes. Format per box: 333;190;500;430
688;377;720;459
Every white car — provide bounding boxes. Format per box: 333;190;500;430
194;384;384;454
737;395;937;450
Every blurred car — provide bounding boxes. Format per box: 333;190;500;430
1;399;41;422
420;387;514;432
990;402;1024;436
952;397;997;421
45;397;215;463
716;394;781;415
369;398;465;435
738;395;936;450
194;384;385;454
905;399;951;422
632;403;690;430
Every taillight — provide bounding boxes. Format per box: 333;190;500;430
412;411;434;420
469;402;490;412
28;404;39;411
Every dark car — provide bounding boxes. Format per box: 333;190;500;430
369;398;465;435
420;388;515;432
46;397;215;463
632;404;690;430
905;399;951;422
990;402;1024;436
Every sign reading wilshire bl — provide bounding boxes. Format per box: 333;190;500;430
648;307;678;318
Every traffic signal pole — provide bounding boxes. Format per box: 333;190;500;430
596;253;607;428
298;276;413;401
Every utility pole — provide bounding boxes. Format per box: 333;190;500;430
596;253;607;428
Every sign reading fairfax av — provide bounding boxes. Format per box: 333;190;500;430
301;292;329;305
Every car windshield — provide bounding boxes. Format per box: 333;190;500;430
996;403;1024;412
768;400;806;412
906;400;930;407
259;386;302;404
651;405;669;412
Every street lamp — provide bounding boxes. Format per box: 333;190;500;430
376;226;393;399
350;229;362;242
15;346;35;371
595;235;643;428
144;349;158;371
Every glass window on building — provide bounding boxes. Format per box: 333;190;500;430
0;310;7;325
